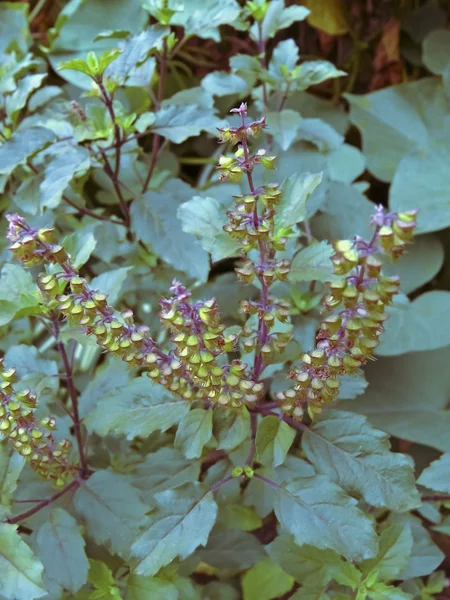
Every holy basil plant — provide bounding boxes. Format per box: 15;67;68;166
0;1;449;600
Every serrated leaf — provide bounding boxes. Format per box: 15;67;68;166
213;407;250;451
0;127;55;176
0;441;25;519
377;292;450;356
267;533;361;588
418;453;450;493
267;110;302;151
289;241;337;283
0;523;46;600
241;558;294;600
131;483;217;576
255;416;296;468
35;508;89;593
175;408;213;459
361;524;413;582
302;409;420;511
274;475;378;561
149;104;225;143
74;470;149;559
85;375;189;440
0;264;42;326
131;180;210;282
276;172;323;230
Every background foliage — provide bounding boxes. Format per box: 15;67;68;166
1;0;450;599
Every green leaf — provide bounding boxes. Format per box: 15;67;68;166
418;452;450;493
85;375;189;440
393;515;444;580
171;0;241;42
377;292;450;356
390;138;450;233
178;195;240;262
0;264;42;326
296;61;346;91
5;74;47;125
382;234;444;295
422;29;450;75
302;409;420;511
0;127;55;176
327;144;366;183
241;558;294;600
252;0;310;41
90;266;132;305
131;447;201;506
213;407;250;451
40;144;90;209
175;408;213;459
105;25;169;84
365;583;413;600
0;441;25;519
126;574;178;600
255;416;296;468
196;526;266;573
267;110;302;151
267;533;361;588
63;228;97;269
149;104;226;143
131;483;218;576
217;503;262;531
289;241;337;284
346;78;450;181
201;71;250;97
73;469;149;559
269;39;299;80
339;347;450;452
79;359;130;417
49;0;146;89
289;587;330;600
276;171;323;230
35;508;89;593
361;524;413;582
274;475;378;561
0;2;30;54
297;118;344;153
58;58;94;78
130;180;210;282
0;523;46;600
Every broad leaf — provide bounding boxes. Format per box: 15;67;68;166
175;408;214;459
267;110;302;151
276;171;323;230
377;292;450;356
0;127;55;176
361;524;413;581
35;508;89;593
130;179;210;282
131;483;217;575
126;573;178;600
267;533;361;588
289;241;337;283
0;264;42;326
255;416;296;468
422;29;450;75
241;558;295;600
274;475;378;561
202;71;249;97
0;524;46;600
90;266;132;305
40;144;90;210
302;409;420;511
251;0;310;41
149;104;226;143
85;375;189;440
0;442;25;519
73;470;149;559
418;453;450;493
296;61;346;90
171;0;241;42
213;407;251;451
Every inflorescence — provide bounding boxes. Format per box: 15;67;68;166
5;103;417;448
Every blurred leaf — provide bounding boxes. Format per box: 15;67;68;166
0;127;55;177
171;0;241;42
422;29;450;75
250;0;310;41
305;0;349;35
0;442;25;520
0;264;42;326
418;453;450;493
202;71;250;97
241;558;294;600
267;109;302;151
149;104;226;143
40;144;90;210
